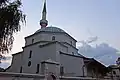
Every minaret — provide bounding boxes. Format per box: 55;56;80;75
40;0;48;28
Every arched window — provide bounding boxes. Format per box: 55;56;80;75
29;50;32;58
28;61;31;67
52;36;55;41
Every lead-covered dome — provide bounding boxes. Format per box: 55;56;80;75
35;27;66;33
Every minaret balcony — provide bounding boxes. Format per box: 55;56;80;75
40;19;48;24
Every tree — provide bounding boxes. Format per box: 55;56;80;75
0;0;25;56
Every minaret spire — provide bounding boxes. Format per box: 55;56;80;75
40;0;48;28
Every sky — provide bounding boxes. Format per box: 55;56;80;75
19;0;120;51
1;0;120;68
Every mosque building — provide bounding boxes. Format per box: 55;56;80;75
5;0;109;79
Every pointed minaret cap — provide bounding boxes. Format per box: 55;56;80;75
40;0;48;28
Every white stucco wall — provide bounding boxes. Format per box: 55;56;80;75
7;52;23;72
60;53;84;76
6;28;85;77
21;42;66;74
25;32;76;48
62;42;78;55
25;32;77;56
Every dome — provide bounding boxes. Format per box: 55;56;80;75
35;27;66;33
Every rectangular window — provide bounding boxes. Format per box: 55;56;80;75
72;52;74;55
32;39;34;43
20;67;22;73
70;41;72;45
29;50;32;58
60;66;64;76
36;64;40;74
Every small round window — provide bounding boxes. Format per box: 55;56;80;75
52;36;55;41
28;61;31;67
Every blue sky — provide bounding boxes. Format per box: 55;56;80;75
17;0;120;51
1;0;120;68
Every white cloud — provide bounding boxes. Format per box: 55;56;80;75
78;42;120;66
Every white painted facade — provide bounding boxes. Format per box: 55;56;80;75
6;27;85;77
5;0;109;78
2;0;117;80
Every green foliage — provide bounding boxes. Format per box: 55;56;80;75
0;0;25;55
